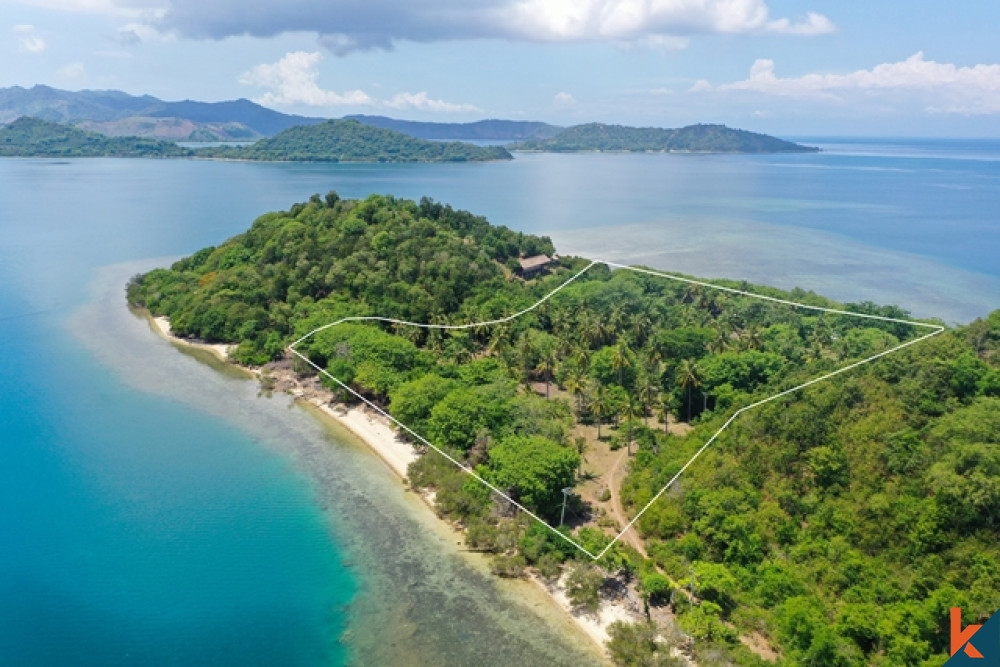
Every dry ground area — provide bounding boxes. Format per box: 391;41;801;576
527;381;691;552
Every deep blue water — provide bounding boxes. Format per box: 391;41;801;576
1;139;998;664
0;168;352;664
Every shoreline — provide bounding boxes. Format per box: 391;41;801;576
149;315;236;363
144;310;643;658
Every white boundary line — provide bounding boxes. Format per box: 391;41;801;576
287;260;944;561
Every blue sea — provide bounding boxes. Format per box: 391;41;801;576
1;139;998;665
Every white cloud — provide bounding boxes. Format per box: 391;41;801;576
13;24;47;53
155;0;834;54
500;0;831;41
56;61;86;79
553;91;576;108
700;53;1000;115
384;91;479;113
239;51;374;107
764;11;834;36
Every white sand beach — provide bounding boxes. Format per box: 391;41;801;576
306;399;418;479
532;573;640;647
150;315;235;362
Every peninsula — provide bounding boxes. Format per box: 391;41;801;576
128;193;998;666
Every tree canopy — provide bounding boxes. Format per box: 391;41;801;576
197;118;512;162
127;191;1000;667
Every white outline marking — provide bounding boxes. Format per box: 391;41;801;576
288;260;944;560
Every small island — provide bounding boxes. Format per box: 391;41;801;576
0;116;191;157
196;118;513;162
514;122;817;153
127;192;999;667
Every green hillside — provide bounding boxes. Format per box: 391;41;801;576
199;119;513;162
0;116;191;157
516;122;817;153
347;114;563;141
128;193;998;667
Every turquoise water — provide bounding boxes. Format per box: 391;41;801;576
1;141;998;664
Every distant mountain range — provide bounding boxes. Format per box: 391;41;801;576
0;85;815;154
0;85;324;141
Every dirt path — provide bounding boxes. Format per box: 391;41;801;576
606;449;648;558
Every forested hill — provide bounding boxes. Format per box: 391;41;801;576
515;123;817;153
197;119;513;162
129;193;999;666
0;116;191;157
346;115;562;141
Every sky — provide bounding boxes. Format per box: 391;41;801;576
2;0;1000;136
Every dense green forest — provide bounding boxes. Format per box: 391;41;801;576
0;116;191;157
128;193;999;666
197;119;513;162
514;123;817;153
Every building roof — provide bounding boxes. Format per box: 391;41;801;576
518;254;553;271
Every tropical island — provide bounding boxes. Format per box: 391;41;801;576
0;116;511;162
0;116;191;157
127;193;999;665
195;118;512;162
513;123;817;153
1;107;820;162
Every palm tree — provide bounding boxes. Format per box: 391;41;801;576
572;344;591;371
683;283;702;305
426;313;447;353
591;383;608;440
611;341;632;387
564;368;586;418
631;312;652;346
487;323;510;356
708;325;730;354
741;325;763;351
536;348;557;398
517;333;536;386
576;311;597;347
608;303;628;339
678;359;701;423
655;396;671;435
638;378;657;426
622;398;640;455
574;436;587;477
644;345;663;374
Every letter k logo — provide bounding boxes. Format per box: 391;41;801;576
952;607;984;658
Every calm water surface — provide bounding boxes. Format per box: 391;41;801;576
1;141;997;664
